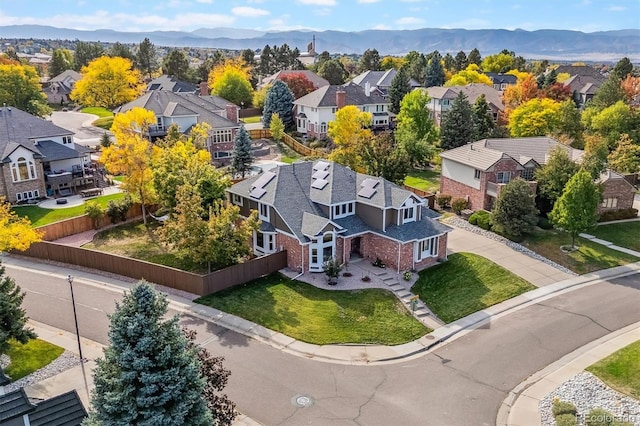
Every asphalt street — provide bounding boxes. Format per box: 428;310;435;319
6;259;639;426
49;111;111;147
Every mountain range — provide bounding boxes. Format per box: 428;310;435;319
2;25;639;61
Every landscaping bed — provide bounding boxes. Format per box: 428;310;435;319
411;252;535;323
195;273;429;345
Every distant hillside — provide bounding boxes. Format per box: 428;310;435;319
1;25;638;61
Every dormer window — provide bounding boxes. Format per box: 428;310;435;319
62;136;72;145
401;198;418;224
258;202;270;222
333;202;355;219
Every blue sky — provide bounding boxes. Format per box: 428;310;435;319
0;0;638;33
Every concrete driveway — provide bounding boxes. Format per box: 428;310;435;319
49;111;112;147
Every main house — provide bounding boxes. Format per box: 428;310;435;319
439;137;583;210
0;106;93;204
227;160;451;273
294;83;391;139
114;88;240;164
350;69;422;97
424;83;504;126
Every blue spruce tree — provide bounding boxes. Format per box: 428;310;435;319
231;125;253;178
262;80;295;130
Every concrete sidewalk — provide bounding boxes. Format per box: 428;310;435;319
497;321;640;426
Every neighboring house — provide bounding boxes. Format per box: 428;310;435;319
114;88;241;164
484;72;517;91
294;83;391;138
597;170;637;215
439;137;583;210
0;106;94;203
227;160;452;273
424;83;504;127
43;70;82;105
350;69;422;97
553;65;605;109
259;70;330;91
146;75;198;93
0;387;87;425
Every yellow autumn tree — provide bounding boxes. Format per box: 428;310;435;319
101;107;158;224
0;197;42;252
501;73;539;122
71;56;144;109
445;64;493;87
328;105;373;171
208;58;253;107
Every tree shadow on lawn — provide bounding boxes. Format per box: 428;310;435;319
178;314;251;349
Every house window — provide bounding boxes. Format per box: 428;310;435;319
521;166;535;181
333;202;355;219
415;236;439;261
232;193;243;206
11;157;37;182
441;99;450;106
212;129;233;144
496;171;511;184
300;106;305;112
62;136;72;144
331;107;337;113
474;169;481;179
254;231;276;255
213;151;231;159
602;198;618;208
320;122;327;133
362;106;369;112
258;202;269;221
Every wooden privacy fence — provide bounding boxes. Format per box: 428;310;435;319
248;129;325;158
17;241;288;297
403;185;436;209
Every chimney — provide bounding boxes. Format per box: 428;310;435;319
225;104;239;124
199;81;209;96
335;89;346;110
364;81;371;97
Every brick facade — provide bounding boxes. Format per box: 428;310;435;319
440;176;486;210
277;233;306;272
0;161;46;203
598;178;636;214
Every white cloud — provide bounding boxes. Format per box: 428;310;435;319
395;16;425;26
358;0;381;3
607;5;626;11
231;7;270;17
195;0;214;3
297;0;336;5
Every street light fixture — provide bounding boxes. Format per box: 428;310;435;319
67;274;84;362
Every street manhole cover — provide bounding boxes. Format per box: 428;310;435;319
292;395;314;408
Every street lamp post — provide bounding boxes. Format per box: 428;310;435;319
67;275;84;361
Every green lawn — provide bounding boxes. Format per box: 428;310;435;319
521;228;639;274
242;115;262;124
404;168;440;193
92;116;114;130
13;193;125;227
196;273;429;345
4;339;65;381
83;221;206;273
411;252;536;323
587;340;640;399
81;107;114;118
588;222;640;252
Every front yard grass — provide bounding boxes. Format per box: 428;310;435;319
404;168;440;193
4;339;65;381
81;107;113;118
521;228;639;275
586;340;640;399
82;221;206;273
412;252;535;323
587;221;640;252
13;192;125;227
241;115;262;124
195;273;429;345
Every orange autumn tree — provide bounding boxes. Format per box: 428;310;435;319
101;107;158;224
501;73;539;123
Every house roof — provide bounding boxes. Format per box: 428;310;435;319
294;84;389;109
426;83;505;111
554;65;604;79
597;170;636;189
563;75;604;95
484;72;517;85
0;107;74;162
440;137;584;171
146;75;198;93
28;390;87;426
260;70;330;90
48;70;82;84
36;140;82;162
114;90;239;130
0;388;36;422
351;70;421;89
0;368;10;386
228;160;450;243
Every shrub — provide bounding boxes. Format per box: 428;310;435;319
451;197;469;214
584;408;624;426
552;400;578;417
84;201;105;229
436;194;452;209
106;195;133;224
322;257;343;284
598;207;638;222
309;140;325;149
403;270;412;281
469;210;490;226
372;257;386;268
476;213;492;231
537;216;553;229
555;413;579;426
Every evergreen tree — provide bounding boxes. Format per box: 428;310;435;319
440;91;474;150
549;170;601;248
472;94;495;140
74;41;104;71
87;282;212;425
454;51;468;72
162;49;190;80
0;263;36;355
467;48;482;66
405;51;427;86
443;53;455;71
317;59;347;85
262;80;295;129
231;125;253;178
108;42;134;62
135;38;158;79
387;67;411;114
424;51;445;87
612;57;633;80
491;178;539;238
49;49;73;77
358;48;381;73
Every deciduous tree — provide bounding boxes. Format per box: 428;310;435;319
549;169;601;248
553;100;584;147
395;89;438;165
231;125;253;178
209;60;253;108
0;64;50;116
328;105;373;170
608;134;640;174
445;64;493;87
583;100;639;147
71;56;144;109
501;73;538;121
508;98;561;137
359;132;411;185
0;197;41;252
440;91;474;150
481;51;515;73
491;178;539;238
581;135;609;179
49;48;74;77
278;73;316;99
262;80;294;129
317;59;347;85
387;66;411;114
87;282;213;425
534;146;580;207
269;112;284;142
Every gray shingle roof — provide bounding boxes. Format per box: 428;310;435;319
48;70;81;84
0;368;10;386
146;75;198;93
36;140;82;162
29;390;87;426
228;160;449;243
425;83;504;111
0;107;74;162
351;70;421;89
294;84;388;109
0;388;36;422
